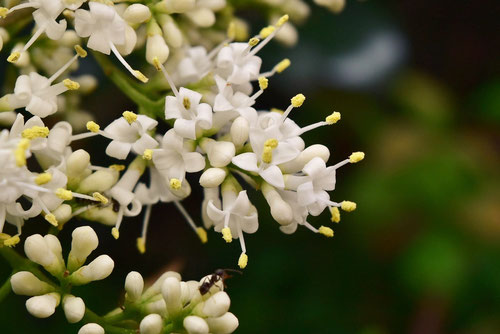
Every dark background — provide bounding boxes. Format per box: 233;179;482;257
1;0;499;333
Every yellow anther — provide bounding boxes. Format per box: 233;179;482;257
341;201;357;212
56;188;73;201
111;227;119;239
74;45;87;58
22;126;49;140
227;21;236;39
270;108;284;114
142;149;153;160
134;70;149;83
291;94;306;108
349;152;365;163
7;52;20;63
0;7;9;18
261;146;273;164
197;227;208;244
259;26;275;39
183;97;191;110
45;214;58;227
275;58;291;73
14;139;30;167
63;79;80;90
109;164;125;171
86;121;100;133
170;178;181;190
93;192;108;204
264;138;278;148
258;77;268;90
122;111;137;124
276;14;289;27
4;235;20;247
221;227;232;243
136;237;146;254
330;207;341;223
35;173;52;185
325;111;341;124
63;9;74;19
238;253;248;269
248;37;260;47
318;226;334;237
152;57;162;71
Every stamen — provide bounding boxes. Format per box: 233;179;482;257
22;126;49;140
21;24;47;53
35;173;52;185
349;152;365;163
7;52;20;63
137;204;152;254
87;121;100;133
281;94;305;122
237;225;248;269
48;47;86;84
0;7;8;18
183;97;191;110
248;15;288;57
14;139;30;167
222;227;232;243
154;57;179;97
318;226;334;237
122;111;137;124
170;178;181;190
109;42;148;83
330;207;341;223
325;111;341;124
4;235;20;247
238;253;248;269
341;201;357;212
92;192;109;204
45;213;58;227
142;149;153;160
197;227;208;244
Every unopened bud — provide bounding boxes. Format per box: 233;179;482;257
71;255;114;285
26;293;60;318
78;169;119;193
161;276;182;316
230;116;249;146
78;323;105;334
11;271;54;296
201;139;235;168
123;4;151;24
201;291;231;317
63;295;85;323
200;168;227;188
206;312;239;334
140;313;163;334
67;226;99;272
146;34;169;65
184;315;209;334
125;271;144;302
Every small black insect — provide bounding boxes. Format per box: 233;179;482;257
112;198;120;212
199;269;242;295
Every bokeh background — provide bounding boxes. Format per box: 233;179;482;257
1;0;499;333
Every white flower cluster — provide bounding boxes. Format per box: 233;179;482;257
11;226;113;320
0;1;363;270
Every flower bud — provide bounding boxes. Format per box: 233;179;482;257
201;139;235;168
158;14;183;48
161;276;182;315
78;323;105;334
67;226;99;272
79;205;118;226
0;27;9;52
206;312;239;334
123;4;151;24
200;168;227;188
201;291;231;317
143;271;182;298
10;271;54;296
47;122;72;154
53;204;72;226
140;313;163;334
230;117;249;147
262;183;293;225
26;293;60;318
71;255;114;285
63;295;85;323
184;315;209;334
125;271;144;302
78;169;119;193
314;0;345;13
144;298;167;314
59;30;81;47
276;22;298;47
24;235;55;267
74;75;98;94
280;144;330;174
186;8;215;28
66;149;91;179
146;34;170;65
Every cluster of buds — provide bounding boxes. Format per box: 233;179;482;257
80;270;238;334
10;226;113;321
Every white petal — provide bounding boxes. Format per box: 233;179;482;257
106;140;132;160
232;153;259;172
183;152;205;173
260;165;284;189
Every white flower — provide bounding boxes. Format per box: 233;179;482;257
177;46;212;84
216;42;262;85
74;2;146;82
152;129;205;185
103;112;158;160
207;188;258;268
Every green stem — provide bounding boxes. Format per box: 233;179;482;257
0;247;56;285
0;275;12;303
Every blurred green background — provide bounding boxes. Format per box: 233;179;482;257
1;0;499;333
